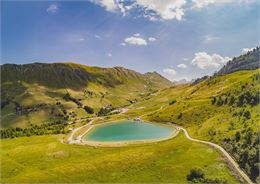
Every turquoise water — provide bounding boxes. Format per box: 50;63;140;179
83;120;175;142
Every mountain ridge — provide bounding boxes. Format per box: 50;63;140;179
217;47;259;75
1;62;172;90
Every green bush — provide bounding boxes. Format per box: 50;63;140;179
169;99;177;105
187;168;204;181
83;106;94;114
0;121;68;139
187;168;227;183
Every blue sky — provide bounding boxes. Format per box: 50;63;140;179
1;0;259;81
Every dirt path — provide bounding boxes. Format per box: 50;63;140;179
140;105;166;118
176;126;253;184
67;108;128;143
67;119;95;143
2;113;15;119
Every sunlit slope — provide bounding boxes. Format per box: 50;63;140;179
136;69;259;138
1;62;172;90
125;69;259;181
1;62;172;128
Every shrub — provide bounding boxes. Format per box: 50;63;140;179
211;97;217;105
63;93;82;107
187;168;204;181
169;99;177;105
235;131;241;142
244;111;251;120
84;106;94;114
97;108;112;116
187;168;227;183
177;113;183;119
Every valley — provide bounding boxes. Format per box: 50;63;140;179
1;48;259;183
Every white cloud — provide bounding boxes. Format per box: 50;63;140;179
191;52;231;69
108;53;112;57
193;0;217;9
90;0;187;21
117;1;127;16
177;63;188;68
46;4;59;13
90;0;118;12
173;77;190;82
90;0;254;20
148;37;156;42
242;47;254;54
204;34;220;43
162;68;181;81
122;34;156;46
163;68;177;75
124;36;147;46
192;0;253;9
135;0;186;20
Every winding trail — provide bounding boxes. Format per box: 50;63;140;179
140;105;166;118
67;119;95;143
66;105;252;184
176;126;253;184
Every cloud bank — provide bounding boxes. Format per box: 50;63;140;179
89;0;254;21
191;52;231;69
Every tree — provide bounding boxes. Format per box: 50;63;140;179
187;168;204;182
177;113;183;119
235;131;241;142
239;150;249;168
62;109;67;115
244;111;251;120
211;97;217;105
245;129;253;145
229;96;235;106
97;108;111;116
84;106;94;114
216;96;223;106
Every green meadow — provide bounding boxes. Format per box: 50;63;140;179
1;132;239;183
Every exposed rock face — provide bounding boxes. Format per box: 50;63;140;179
217;47;259;75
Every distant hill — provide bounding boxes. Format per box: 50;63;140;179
1;62;172;90
144;71;173;88
217;47;259;75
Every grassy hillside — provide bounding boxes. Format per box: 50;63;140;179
1;132;239;183
1;59;259;182
1;62;172;90
1;62;172;129
122;69;260;182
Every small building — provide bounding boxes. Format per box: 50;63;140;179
134;117;141;121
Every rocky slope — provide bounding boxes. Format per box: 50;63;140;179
217;47;259;75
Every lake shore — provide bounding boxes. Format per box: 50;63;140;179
76;119;179;147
